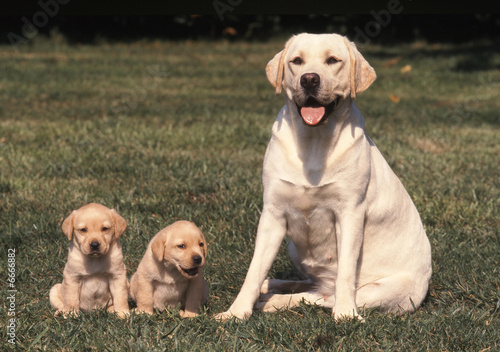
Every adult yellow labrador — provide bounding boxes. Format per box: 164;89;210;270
217;33;432;321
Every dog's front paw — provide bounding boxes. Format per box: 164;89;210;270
115;310;130;319
333;306;364;322
55;309;80;318
214;308;252;322
131;307;154;315
180;310;199;318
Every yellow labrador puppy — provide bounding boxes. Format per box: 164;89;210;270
50;203;130;318
217;33;432;321
130;221;208;318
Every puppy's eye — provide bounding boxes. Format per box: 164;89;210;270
291;57;303;65
326;56;341;64
79;228;87;233
199;243;204;247
177;244;186;249
102;227;109;232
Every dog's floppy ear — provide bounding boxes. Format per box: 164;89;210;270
200;232;208;259
266;35;295;95
151;233;166;262
111;209;127;239
343;37;377;99
62;210;76;240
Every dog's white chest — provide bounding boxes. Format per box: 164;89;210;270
153;279;189;308
275;181;339;283
79;275;112;310
276;182;328;216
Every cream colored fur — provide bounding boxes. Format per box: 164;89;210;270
130;221;208;318
49;203;130;318
216;33;432;321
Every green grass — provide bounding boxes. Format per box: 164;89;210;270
0;36;499;351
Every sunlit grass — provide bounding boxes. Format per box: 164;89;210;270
0;36;498;350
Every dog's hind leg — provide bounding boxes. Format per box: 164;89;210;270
260;278;315;294
49;284;64;310
355;274;428;314
255;291;333;312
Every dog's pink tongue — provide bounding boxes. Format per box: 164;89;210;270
301;107;325;125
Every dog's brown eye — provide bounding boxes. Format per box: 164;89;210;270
292;57;303;65
327;56;341;64
177;244;186;249
199;243;204;247
80;228;87;233
102;227;109;232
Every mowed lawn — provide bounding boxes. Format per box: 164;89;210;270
0;35;499;351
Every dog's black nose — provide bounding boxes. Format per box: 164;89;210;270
90;241;100;251
193;255;202;265
300;73;320;91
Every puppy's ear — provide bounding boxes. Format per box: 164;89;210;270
266;35;295;95
62;211;76;240
343;37;377;99
200;233;208;259
151;234;165;262
111;209;127;239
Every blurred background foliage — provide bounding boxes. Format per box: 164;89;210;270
1;14;500;45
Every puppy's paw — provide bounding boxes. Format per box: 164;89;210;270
180;310;199;318
115;310;130;319
55;309;80;318
132;308;154;315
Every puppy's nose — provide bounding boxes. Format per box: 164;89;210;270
300;73;320;91
192;255;202;265
90;241;100;251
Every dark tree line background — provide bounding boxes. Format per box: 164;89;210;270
1;14;500;46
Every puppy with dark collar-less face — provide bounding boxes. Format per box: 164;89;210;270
49;203;130;318
216;33;432;322
130;221;208;318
